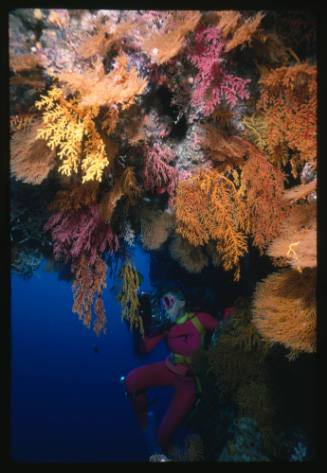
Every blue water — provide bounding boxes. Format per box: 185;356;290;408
11;245;172;462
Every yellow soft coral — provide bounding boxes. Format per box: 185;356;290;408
35;86;110;183
175;169;247;281
118;259;144;335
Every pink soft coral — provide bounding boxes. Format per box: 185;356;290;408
44;204;119;265
143;143;178;195
188;25;250;116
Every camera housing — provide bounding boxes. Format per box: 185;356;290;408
138;291;171;335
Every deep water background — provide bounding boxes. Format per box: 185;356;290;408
11;245;173;463
10;242;317;462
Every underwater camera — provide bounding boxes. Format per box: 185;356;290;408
138;291;171;334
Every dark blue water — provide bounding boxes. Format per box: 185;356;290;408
11;245;171;463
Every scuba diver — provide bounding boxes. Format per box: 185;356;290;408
124;286;226;457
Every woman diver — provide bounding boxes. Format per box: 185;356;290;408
124;286;225;457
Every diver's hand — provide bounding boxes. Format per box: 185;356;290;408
147;322;170;337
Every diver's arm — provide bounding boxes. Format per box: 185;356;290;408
139;332;166;353
196;312;219;331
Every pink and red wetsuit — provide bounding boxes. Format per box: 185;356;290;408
125;311;218;452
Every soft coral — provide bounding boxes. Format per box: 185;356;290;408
188;25;250;116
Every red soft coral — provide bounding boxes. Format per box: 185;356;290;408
188;25;250;116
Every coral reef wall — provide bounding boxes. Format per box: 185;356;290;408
9;9;317;461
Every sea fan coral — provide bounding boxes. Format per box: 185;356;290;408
267;202;316;270
252;268;316;354
10;119;56;184
140;208;174;250
169;235;208;273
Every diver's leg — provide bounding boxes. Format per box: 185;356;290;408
157;375;197;453
125;361;175;428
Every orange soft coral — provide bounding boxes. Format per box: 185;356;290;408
142;10;201;64
257;63;317;173
239;147;287;253
57;54;147;110
175;169;247;281
72;254;107;335
252;267;316;355
267;202;316;270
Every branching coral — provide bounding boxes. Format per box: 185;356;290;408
169;235;208;273
175;169;248;280
187;25;250;116
239;147;287;253
117;259;144;335
10;119;56;184
35;86;110;182
72;254;107;335
252;267;316;354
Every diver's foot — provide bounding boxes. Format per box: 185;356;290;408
149;453;171;462
143;410;161;456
